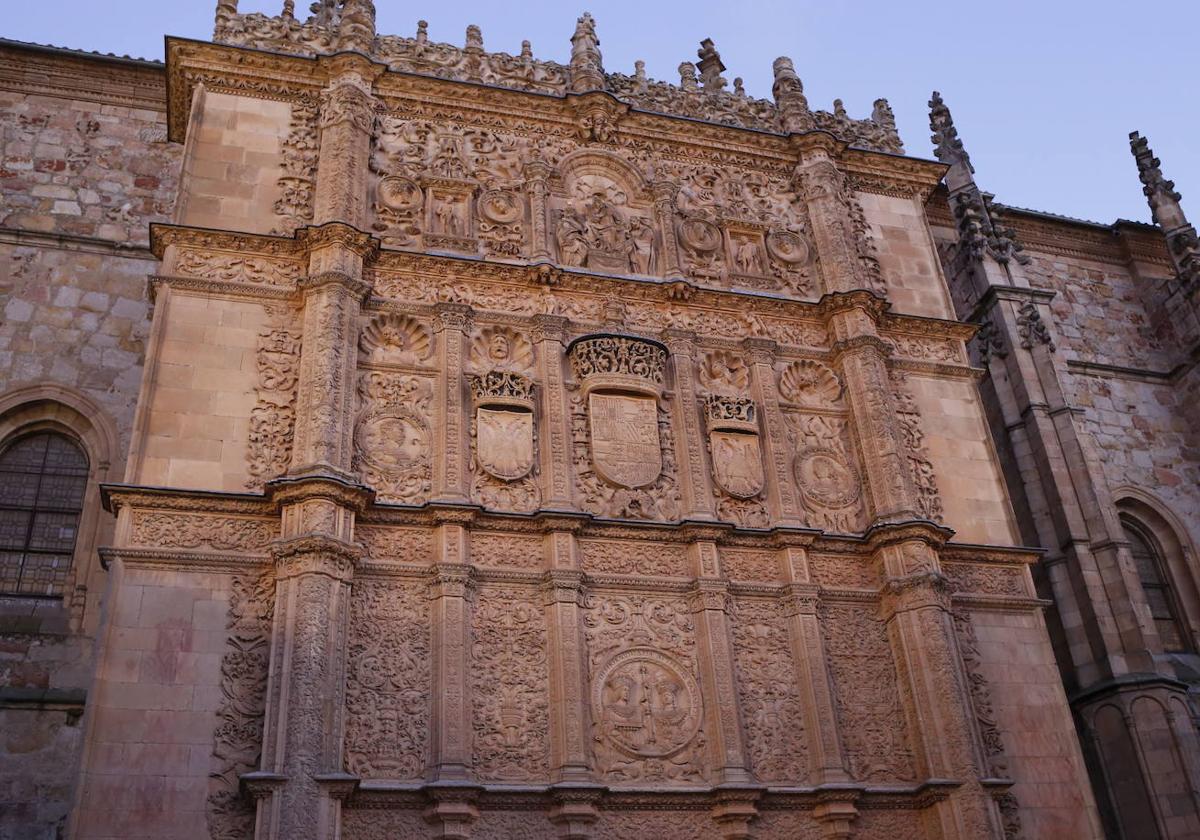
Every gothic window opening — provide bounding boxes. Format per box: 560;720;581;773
0;431;89;597
1123;517;1190;653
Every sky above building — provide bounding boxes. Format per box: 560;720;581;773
8;0;1198;225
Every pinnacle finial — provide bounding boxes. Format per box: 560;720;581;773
1130;131;1198;285
335;0;376;53
928;91;973;175
569;11;604;92
696;38;727;92
771;57;813;133
214;0;238;35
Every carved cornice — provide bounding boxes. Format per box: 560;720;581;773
101;483;275;516
266;472;375;512
98;547;268;574
148;274;297;304
0;40;167;113
269;533;363;581
297;270;374;301
815;289;889;322
865;519;956;552
295;222;381;259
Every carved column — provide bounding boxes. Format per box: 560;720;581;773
744;338;804;527
533;315;574;510
689;540;752;788
525;160;553;262
432;304;472;503
652;181;686;280
823;295;918;526
664;329;716;521
541;530;593;787
872;526;1005;839
311;55;380;230
247;479;369;840
775;538;853;793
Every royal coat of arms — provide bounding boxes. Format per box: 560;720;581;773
476;407;535;480
588;392;662;488
709;430;765;499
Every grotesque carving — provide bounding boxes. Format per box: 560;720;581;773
246;306;302;490
354;372;433;503
469;326;534;373
359;312;433;366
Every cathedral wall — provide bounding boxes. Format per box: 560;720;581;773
903;372;1020;546
858;191;954;319
176;91;290;235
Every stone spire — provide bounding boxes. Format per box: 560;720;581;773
928;91;973;190
335;0;376;54
696;38;727;92
1130;131;1200;286
214;0;238;36
771;57;814;133
569;12;604;93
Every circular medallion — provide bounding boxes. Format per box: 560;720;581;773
592;647;702;759
794;446;861;509
677;217;722;253
355;410;429;474
765;230;811;265
377;176;423;212
477;189;523;224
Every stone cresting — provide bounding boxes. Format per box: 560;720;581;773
213;7;903;153
20;5;1115;840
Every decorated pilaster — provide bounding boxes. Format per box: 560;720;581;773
312;54;380;231
432;303;473;503
744;338;804;527
664;329;717;521
533;314;574;510
822;293;918;525
429;523;475;783
793;136;867;295
687;538;753;791
540;529;594;788
651;180;687;280
525;158;554;262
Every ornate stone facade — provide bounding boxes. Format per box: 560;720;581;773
2;6;1194;840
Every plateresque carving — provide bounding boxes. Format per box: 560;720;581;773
353;371;434;503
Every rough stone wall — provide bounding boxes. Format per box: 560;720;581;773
0;43;178;840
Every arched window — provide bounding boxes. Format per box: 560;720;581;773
1123;516;1190;653
0;431;89;597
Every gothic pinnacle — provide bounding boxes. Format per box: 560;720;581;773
928;91;973;175
1130;131;1200;285
771;57;814;133
569;11;604;92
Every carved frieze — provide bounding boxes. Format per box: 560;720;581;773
357;525;433;564
470;532;543;570
578;538;689;578
173;249;302;287
130;512;276;552
353;371;434;504
471;587;551;780
345;578;431;779
729;597;808;781
584;594;706;783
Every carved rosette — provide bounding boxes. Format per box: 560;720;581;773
467;369;540;512
567;335;680;521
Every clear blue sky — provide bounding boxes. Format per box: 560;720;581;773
8;0;1198;225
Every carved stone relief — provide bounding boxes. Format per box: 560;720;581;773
207;571;274;840
469;532;543;570
778;360;843;408
820;603;915;782
357;525;433;563
468;369;540;512
729;596;808;781
353;371;434;503
173;249;302;287
246;305;302;490
358;312;434;367
584;594;706;783
344;578;430;779
468;325;534;373
471;587;551;781
578;538;689;578
786;413;866;533
130;512;276;552
271;97;319;235
701;392;770;529
889;371;944;523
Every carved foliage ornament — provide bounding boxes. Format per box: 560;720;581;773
246;305;301;490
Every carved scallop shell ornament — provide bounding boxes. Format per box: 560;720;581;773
359;313;433;364
470;325;535;373
778;360;843;407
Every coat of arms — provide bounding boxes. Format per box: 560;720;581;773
709;430;765;499
476;407;535;480
588;392;662;488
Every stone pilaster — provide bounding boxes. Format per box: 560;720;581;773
525;159;553;262
311;55;379;230
652;181;686;280
793;138;864;294
872;524;1004;839
533;314;574;510
541;538;592;783
822;294;918;526
432;304;472;503
745;338;804;527
663;329;716;521
688;542;752;786
428;524;474;782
